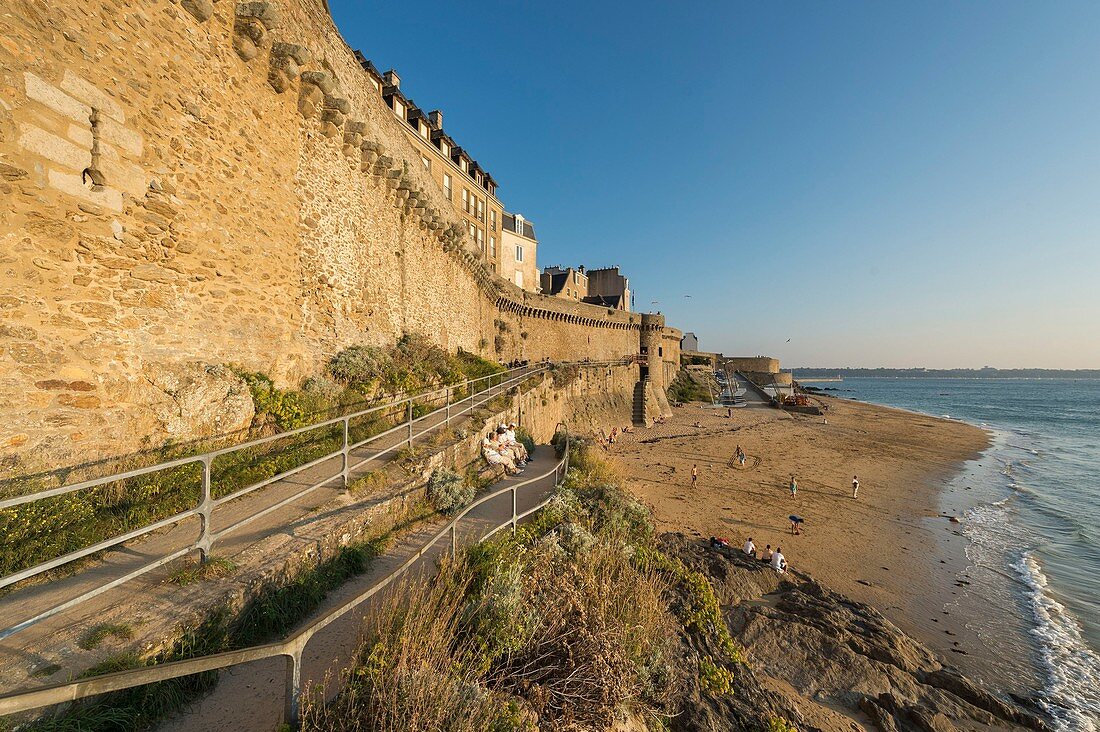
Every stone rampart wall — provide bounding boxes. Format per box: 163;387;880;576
724;356;780;374
0;0;666;477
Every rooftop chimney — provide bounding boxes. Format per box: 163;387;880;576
428;109;443;128
383;69;400;88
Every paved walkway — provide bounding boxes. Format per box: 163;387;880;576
157;448;561;731
0;368;541;688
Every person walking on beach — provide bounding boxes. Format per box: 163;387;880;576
691;464;698;489
852;475;860;499
789;475;797;497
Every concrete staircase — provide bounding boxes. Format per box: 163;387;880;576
632;378;649;426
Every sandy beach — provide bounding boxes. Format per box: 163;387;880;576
608;396;1001;685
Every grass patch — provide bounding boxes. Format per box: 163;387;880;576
167;557;237;587
78;623;135;651
667;370;712;403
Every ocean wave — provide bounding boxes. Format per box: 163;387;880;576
1015;553;1100;730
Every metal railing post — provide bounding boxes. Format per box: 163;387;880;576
283;651;302;727
451;524;457;558
341;417;350;490
198;457;212;563
445;384;451;426
511;486;517;535
406;399;413;448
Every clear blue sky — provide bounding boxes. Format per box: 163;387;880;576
329;0;1100;369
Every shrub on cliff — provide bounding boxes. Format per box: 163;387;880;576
232;370;308;431
427;467;474;515
327;345;393;389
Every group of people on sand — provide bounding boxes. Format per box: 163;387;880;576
481;422;528;475
605;425;634;447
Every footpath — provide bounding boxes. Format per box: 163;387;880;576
0;369;541;693
157;447;561;731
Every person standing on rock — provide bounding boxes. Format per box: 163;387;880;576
852;475;860;499
789;475;797;497
691;464;698;489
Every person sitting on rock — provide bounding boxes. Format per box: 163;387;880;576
743;537;756;557
761;544;773;563
770;547;787;574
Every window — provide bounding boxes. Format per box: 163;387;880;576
490;210;497;231
419;122;429;140
421;155;430;171
460;158;468;173
462;188;469;213
440;141;450;158
476;198;484;221
393;100;404;119
443;173;452;200
516;270;524;289
490;236;496;257
515;244;524;263
477;227;484;252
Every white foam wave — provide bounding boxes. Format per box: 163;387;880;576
1015;553;1100;730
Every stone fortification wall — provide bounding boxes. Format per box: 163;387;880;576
724;357;780;374
0;0;659;476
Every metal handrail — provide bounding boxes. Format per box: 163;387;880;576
0;359;626;638
0;426;575;726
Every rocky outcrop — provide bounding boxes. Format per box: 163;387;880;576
141;362;255;439
660;534;1049;732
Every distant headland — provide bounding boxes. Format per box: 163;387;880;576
792;367;1100;379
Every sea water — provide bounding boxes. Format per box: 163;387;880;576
832;377;1100;730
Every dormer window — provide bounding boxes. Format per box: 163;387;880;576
419;121;429;140
460;158;468;173
440;141;450;158
393;99;405;119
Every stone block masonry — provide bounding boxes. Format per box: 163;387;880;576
0;0;678;478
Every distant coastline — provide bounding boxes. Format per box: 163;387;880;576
792;367;1100;379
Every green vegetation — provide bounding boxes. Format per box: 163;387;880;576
766;718;799;732
78;623;135;651
514;426;535;457
301;441;748;730
166;557;237;586
426;467;474;515
667;370;713;403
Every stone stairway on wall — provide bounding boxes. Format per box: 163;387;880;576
632;378;649;426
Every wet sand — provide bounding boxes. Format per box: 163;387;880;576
609;396;998;683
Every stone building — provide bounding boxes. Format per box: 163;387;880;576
582;266;631;312
374;65;505;272
500;212;539;292
682;332;699;352
541;266;589;301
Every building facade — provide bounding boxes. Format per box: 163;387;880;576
681;332;699;352
541;266;589;301
501;212;539;292
583;266;631;311
366;63;505;273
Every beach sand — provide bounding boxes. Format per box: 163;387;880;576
609;396;1000;685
